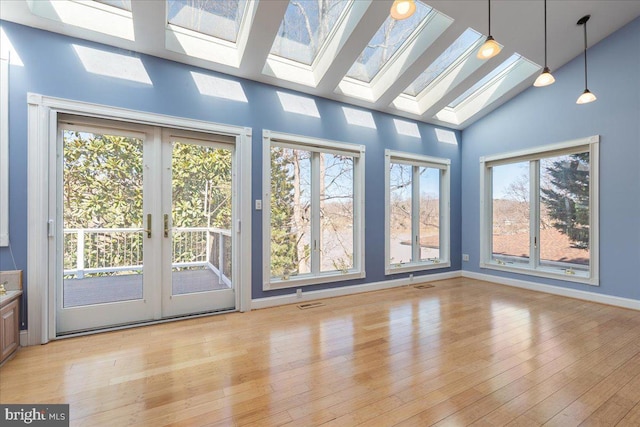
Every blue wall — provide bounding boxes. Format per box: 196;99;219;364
0;21;462;324
460;17;640;299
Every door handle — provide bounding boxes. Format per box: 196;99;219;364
164;214;169;238
144;213;152;238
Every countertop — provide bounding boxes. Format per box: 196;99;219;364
0;290;22;307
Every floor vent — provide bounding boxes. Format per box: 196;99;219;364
297;302;325;310
414;284;435;289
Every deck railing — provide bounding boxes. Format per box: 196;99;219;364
64;227;232;284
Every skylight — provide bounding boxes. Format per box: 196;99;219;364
167;0;247;43
448;53;521;108
435;53;540;126
270;0;350;66
93;0;131;11
27;0;134;40
403;28;482;96
346;1;432;83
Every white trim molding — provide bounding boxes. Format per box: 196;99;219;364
462;271;639;311
0;58;9;246
252;271;461;310
26;93;253;345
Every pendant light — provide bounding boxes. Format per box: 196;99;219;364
576;15;596;104
534;0;555;87
390;0;416;20
477;0;502;60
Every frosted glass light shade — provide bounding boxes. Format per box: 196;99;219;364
390;0;416;20
576;89;596;104
533;67;555;87
477;36;502;60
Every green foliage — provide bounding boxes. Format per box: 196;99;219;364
269;147;298;277
540;153;590;249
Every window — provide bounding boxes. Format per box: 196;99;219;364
385;150;450;274
480;136;599;285
263;130;365;289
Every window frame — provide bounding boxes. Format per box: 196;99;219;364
384;150;451;275
479;135;600;285
262;130;365;290
0;58;8;246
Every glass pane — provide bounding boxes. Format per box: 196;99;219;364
62;129;144;307
93;0;132;11
167;0;247;43
419;167;440;260
171;142;232;295
492;162;530;265
389;163;413;266
448;53;519;108
540;153;590;271
270;146;312;279
320;153;354;272
346;2;432;82
404;28;482;96
270;0;350;66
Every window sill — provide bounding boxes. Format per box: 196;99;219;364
385;260;450;276
264;270;365;291
479;261;598;286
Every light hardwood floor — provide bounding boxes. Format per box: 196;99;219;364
2;277;640;426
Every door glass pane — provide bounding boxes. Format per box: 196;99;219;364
419;167;440;261
540;153;590;271
389;163;412;266
492;162;530;265
320;153;354;272
270;146;311;279
62;129;144;307
171;142;232;295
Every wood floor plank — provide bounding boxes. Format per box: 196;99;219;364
1;278;639;427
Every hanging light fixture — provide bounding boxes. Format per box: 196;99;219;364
576;15;596;104
477;0;502;60
390;0;416;20
534;0;555;87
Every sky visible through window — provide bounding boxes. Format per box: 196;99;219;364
270;0;350;66
346;1;432;83
167;0;246;43
403;28;482;96
448;53;521;108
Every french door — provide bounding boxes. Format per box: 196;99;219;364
56;116;237;334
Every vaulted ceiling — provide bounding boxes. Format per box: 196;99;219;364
2;0;639;129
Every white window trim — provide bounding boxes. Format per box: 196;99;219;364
262;130;365;290
0;58;8;246
384;150;451;275
26;93;253;345
479;135;600;286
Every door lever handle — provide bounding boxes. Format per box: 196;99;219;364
164;214;169;238
145;213;152;238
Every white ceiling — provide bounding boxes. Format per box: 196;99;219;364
2;0;639;129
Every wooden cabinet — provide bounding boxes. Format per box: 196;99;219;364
0;294;20;365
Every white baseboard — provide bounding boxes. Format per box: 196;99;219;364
251;271;462;310
462;270;640;311
20;330;28;347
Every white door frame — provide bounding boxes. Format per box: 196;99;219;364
26;93;253;345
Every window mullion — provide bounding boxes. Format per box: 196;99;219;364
411;165;420;262
529;160;540;269
311;151;321;274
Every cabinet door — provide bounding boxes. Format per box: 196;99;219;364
1;299;19;362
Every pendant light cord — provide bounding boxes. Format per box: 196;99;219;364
544;0;548;66
583;20;588;88
488;0;491;35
